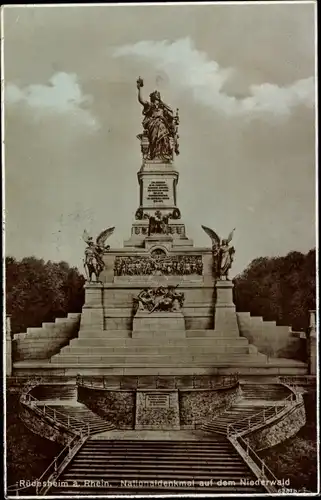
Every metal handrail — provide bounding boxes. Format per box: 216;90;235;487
21;393;88;429
230;433;280;491
227;393;295;437
13;380;91;496
279;375;316;386
226;384;303;493
35;432;87;495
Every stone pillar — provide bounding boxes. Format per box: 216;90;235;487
6;315;12;376
214;281;239;337
308;310;316;375
80;282;104;331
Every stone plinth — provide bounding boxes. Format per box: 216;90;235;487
132;311;186;338
80;282;104;330
214;280;239;336
135;390;180;430
308;310;316;375
6;316;12;376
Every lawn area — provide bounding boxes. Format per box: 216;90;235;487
259;389;317;492
6;392;63;495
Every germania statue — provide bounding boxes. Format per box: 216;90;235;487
136;77;179;162
82;227;115;282
201;226;236;280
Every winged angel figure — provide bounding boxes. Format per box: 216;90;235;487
82;227;115;282
201;226;236;280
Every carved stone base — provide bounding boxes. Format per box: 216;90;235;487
132;311;186;338
135;390;180;430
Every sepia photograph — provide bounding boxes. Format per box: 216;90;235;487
2;1;318;497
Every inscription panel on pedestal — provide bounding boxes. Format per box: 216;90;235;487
145;393;170;409
147;181;170;203
142;177;174;207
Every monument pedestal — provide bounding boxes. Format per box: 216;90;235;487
6;316;12;376
80;282;104;330
132;311;186;338
308;310;316;375
214;280;239;336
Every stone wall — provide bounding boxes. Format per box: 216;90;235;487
78;384;239;430
78;386;135;429
246;403;306;451
19;403;75;446
13;313;81;361
237;312;306;361
179;385;241;428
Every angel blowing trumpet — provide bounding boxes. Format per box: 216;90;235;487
82;227;115;282
201;226;236;280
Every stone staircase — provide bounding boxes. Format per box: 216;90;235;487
30;384;116;436
12;313;81;361
49;438;266;495
240;383;291;401
202;404;268;435
40;404;116;435
37;328;308;377
201;383;291;435
50;329;268;367
30;384;77;401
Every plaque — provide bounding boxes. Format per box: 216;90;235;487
145;393;170;409
147;180;170;203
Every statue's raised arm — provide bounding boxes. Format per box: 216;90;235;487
137;77;148;107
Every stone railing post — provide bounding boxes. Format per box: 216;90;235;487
308;310;316;375
6;315;12;376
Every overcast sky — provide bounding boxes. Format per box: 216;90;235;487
3;2;316;277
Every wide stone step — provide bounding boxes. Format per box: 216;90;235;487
68;464;249;472
72;459;242;468
76;330;244;339
76;451;240;459
71;337;249;346
61;345;250;355
63;471;253;480
78;330;131;339
14;361;307;377
83;441;232;449
51;354;266;364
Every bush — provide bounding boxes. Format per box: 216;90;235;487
6;393;62;493
259;390;317;492
234;249;316;330
6;256;85;334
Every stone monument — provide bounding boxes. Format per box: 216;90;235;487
49;78;305;428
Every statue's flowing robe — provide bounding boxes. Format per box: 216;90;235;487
220;247;234;275
143;102;173;160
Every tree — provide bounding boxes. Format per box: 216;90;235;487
6;256;85;334
233;249;316;330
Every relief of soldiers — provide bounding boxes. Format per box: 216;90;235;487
114;255;203;276
134;285;185;314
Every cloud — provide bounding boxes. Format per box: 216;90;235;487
113;37;315;118
6;72;99;130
